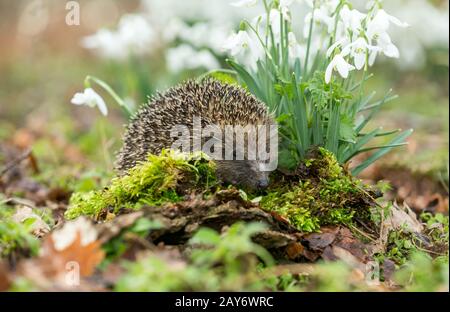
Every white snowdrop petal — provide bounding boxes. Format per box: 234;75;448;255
368;50;377;66
325;61;334;84
230;0;257;8
71;93;86;105
94;93;108;116
354;53;366;70
383;43;400;58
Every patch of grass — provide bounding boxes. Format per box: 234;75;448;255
394;251;449;292
0;200;42;258
260;147;372;232
64;150;217;220
115;222;276;291
421;212;449;245
374;207;449;266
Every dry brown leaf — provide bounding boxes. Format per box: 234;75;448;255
18;232;105;290
285;242;304;260
385;202;423;234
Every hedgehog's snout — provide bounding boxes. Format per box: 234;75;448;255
257;177;269;189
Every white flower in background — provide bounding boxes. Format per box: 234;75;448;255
71;88;108;116
280;0;294;6
288;32;306;60
231;0;258;8
279;0;295;20
339;5;366;35
82;14;156;60
162;18;185;42
176;22;230;53
325;54;355;83
303;5;334;37
223;30;254;56
383;0;448;70
223;29;263;69
166;44;220;73
269;9;283;35
51;217;98;251
82;29;126;59
269;6;293;33
117;14;156;53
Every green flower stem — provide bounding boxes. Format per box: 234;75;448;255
85;75;134;116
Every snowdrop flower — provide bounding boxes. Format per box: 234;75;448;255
177;22;230;53
166;44;219;73
368;9;409;36
341;37;381;69
280;0;294;5
303;6;334;37
366;9;408;43
223;30;254;56
339;5;366;35
117;14;156;54
288;32;306;60
71;88;108;116
82;29;126;59
269;9;283;35
231;0;258;7
326;38;349;58
267;7;291;36
82;14;156;60
366;9;408;60
223;29;263;70
325;54;355;83
279;0;295;20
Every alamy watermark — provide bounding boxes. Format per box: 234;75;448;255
65;261;80;287
65;1;80;26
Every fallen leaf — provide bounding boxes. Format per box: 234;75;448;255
51;217;98;251
303;229;337;250
18;232;105;290
12;206;50;237
385;202;423;235
285;242;304;260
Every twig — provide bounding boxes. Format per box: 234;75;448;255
350;224;377;242
0;148;32;177
0;197;37;209
411;239;447;257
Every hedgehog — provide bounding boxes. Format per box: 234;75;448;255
115;79;276;190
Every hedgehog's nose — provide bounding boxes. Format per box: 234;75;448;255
258;178;269;189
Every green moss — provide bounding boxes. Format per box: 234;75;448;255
260;147;371;232
64;150;217;220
